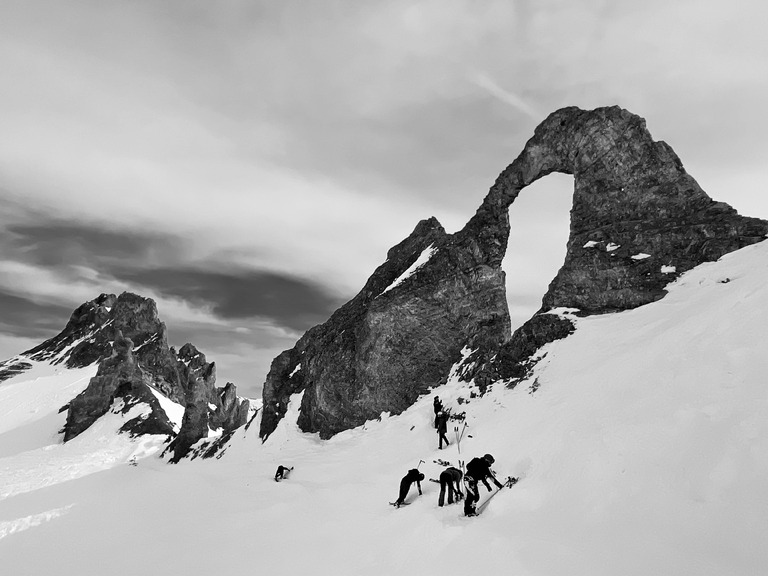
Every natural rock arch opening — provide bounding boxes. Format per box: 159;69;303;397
260;105;768;439
502;172;572;333
461;105;768;385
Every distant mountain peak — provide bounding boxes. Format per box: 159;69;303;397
1;291;250;461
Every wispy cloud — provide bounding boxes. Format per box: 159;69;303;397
470;72;541;121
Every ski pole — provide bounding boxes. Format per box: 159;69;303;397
458;422;468;443
416;459;425;469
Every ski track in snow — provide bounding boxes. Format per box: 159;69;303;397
0;504;74;541
0;401;169;502
0;241;767;575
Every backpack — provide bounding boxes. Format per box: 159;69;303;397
466;457;486;480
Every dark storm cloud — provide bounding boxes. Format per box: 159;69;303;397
0;290;73;340
121;268;346;332
1;217;346;334
3;221;178;270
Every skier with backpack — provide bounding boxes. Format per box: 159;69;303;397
438;466;463;507
463;454;504;516
392;468;424;508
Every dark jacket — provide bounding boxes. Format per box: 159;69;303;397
466;457;503;490
436;412;449;433
403;468;424;490
440;466;462;483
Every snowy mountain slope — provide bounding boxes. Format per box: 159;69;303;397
1;240;767;575
0;360;183;503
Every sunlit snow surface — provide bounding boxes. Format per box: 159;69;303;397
381;243;437;294
1;241;767;575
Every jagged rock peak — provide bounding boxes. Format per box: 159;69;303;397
24;291;166;368
260;211;510;440
63;328;175;441
177;342;209;375
27;292;253;458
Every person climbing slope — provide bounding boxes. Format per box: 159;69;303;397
274;465;294;481
463;454;503;516
392;468;424;508
433;396;442;428
436;411;450;449
438;466;463;507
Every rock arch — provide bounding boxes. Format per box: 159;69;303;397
462;106;767;314
260;106;768;439
459;106;768;383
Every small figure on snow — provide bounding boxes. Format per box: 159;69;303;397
433;396;443;428
463;454;504;516
393;468;424;508
436;411;450;449
274;465;293;481
438;466;463;507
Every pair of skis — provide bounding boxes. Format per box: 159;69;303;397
473;476;518;515
453;422;468;454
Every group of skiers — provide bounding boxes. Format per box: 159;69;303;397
392;396;506;516
393;453;503;516
274;395;508;517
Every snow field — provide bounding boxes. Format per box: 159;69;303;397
0;240;766;575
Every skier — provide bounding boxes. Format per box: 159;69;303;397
438;466;463;507
433;396;443;428
463;454;504;516
393;468;424;508
436;411;450;449
274;465;293;481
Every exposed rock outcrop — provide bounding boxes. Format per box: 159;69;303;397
167;345;250;462
64;330;176;441
260;216;511;440
0;358;33;383
14;291;251;459
262;105;768;439
461;106;768;382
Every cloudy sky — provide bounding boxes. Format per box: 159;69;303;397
1;0;767;396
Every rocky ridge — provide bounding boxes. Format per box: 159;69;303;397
7;292;250;460
260;216;511;439
261;105;768;439
460;106;768;383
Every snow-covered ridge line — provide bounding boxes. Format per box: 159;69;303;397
381;244;437;295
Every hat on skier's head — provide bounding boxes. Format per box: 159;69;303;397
418;473;425;481
483;454;495;464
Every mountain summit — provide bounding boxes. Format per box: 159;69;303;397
1;292;250;460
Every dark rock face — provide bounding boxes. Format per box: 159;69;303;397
16;291;251;458
262;105;768;438
167;345;250;462
214;382;251;432
64;331;176;441
261;215;512;440
25;293;117;366
469;106;768;313
463;106;768;381
0;358;34;383
58;293;185;440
